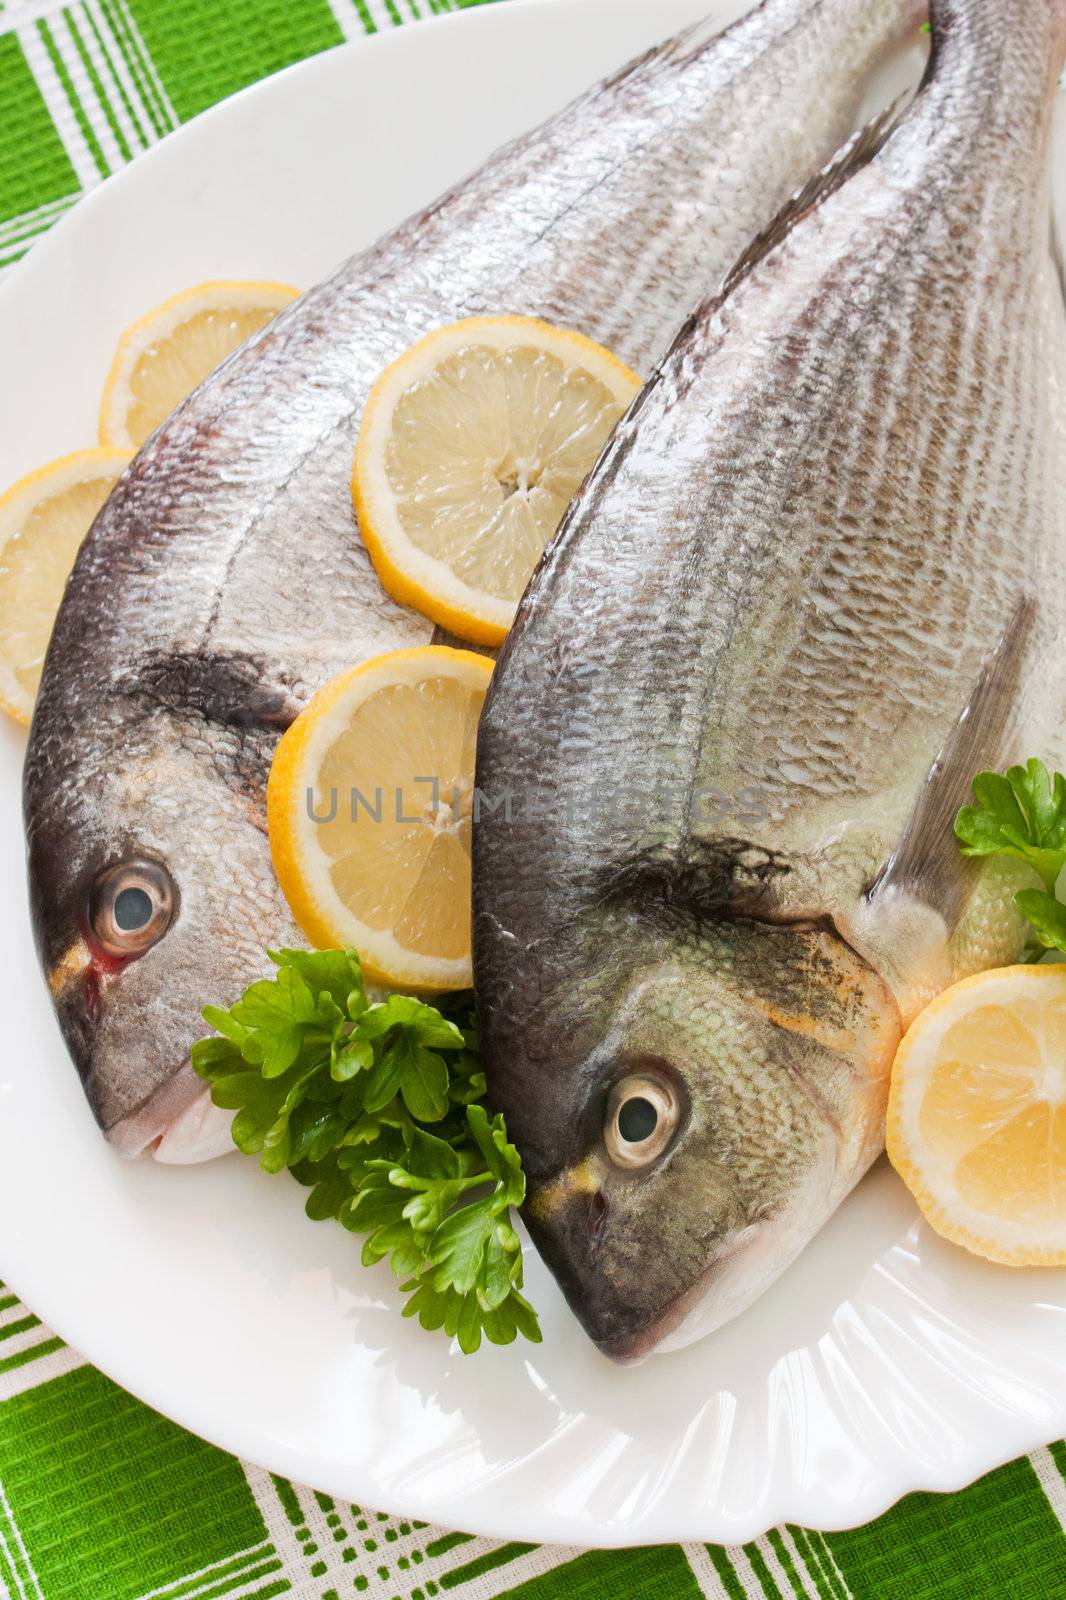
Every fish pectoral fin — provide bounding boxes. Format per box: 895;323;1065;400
867;597;1037;927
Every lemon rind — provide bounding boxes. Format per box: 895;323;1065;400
98;280;300;450
353;316;641;647
267;647;493;991
886;963;1066;1265
0;447;133;724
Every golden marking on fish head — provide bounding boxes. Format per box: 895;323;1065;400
740;931;898;1058
47;936;91;998
528;1156;601;1221
519;921;903;1360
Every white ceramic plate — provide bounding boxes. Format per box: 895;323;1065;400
1;0;1064;1550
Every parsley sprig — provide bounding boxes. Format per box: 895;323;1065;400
955;758;1066;957
191;948;540;1354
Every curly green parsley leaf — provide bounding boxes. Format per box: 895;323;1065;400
191;948;540;1353
955;759;1066;954
1014;890;1066;956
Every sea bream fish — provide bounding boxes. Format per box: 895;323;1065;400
473;0;1066;1360
24;0;921;1163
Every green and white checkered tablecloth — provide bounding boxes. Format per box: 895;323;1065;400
1;2;1066;1595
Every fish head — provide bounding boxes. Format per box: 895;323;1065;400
25;664;299;1159
509;917;899;1361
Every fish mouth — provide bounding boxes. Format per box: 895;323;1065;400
589;1228;765;1363
595;1153;844;1360
590;1241;751;1364
41;933;234;1163
525;1169;784;1364
596;1323;670;1365
592;1299;693;1365
523;1186;707;1364
107;1062;235;1163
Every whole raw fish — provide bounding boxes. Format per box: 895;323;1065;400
473;0;1066;1360
25;0;919;1161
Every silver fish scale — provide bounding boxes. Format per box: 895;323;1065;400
24;0;920;1140
482;0;1066;945
36;0;914;720
472;0;1066;1357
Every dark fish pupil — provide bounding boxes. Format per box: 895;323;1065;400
617;1096;657;1143
114;886;153;931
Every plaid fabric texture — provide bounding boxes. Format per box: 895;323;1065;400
1;2;1065;1596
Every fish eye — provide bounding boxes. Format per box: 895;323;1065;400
604;1071;682;1170
88;859;176;958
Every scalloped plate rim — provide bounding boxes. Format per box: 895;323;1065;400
0;0;1065;1549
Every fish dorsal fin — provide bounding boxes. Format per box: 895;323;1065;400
714;97;906;306
599;15;722;88
867;599;1037;924
600;4;786;93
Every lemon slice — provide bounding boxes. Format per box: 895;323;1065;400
267;646;493;990
353;315;641;645
99;280;299;450
0;448;132;724
887;964;1066;1265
